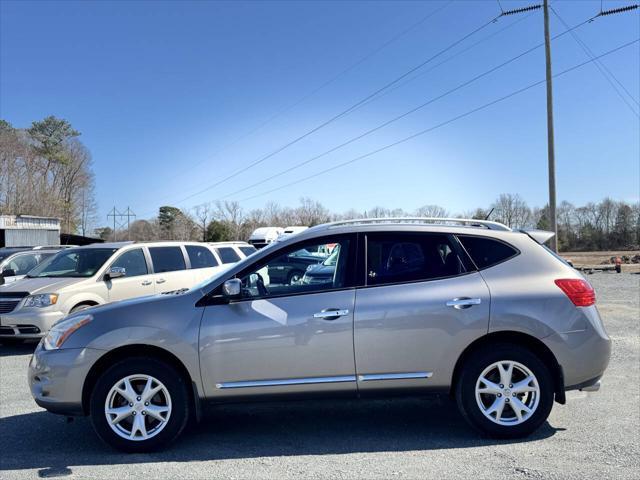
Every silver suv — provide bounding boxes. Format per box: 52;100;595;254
28;219;611;452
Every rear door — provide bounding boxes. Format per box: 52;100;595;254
148;246;192;292
105;247;155;301
185;245;223;283
354;232;490;393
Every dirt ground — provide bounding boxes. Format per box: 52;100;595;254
561;250;640;273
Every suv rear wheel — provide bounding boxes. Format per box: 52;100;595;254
455;344;554;438
89;357;190;452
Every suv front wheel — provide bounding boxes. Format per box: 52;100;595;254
455;344;554;438
89;357;190;452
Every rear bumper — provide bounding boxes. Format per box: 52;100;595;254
29;343;104;416
543;310;611;391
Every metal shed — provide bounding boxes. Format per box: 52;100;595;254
0;215;61;247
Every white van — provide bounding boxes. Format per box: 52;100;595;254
0;241;228;340
277;226;308;241
248;227;283;249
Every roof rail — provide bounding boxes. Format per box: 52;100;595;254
325;217;511;231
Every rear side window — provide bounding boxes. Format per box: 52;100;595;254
186;245;218;269
215;247;241;264
457;235;518;269
149;247;186;273
239;246;257;257
366;233;467;286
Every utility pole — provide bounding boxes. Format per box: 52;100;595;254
543;0;558;252
107;207;136;241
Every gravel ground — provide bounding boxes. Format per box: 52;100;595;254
1;273;638;479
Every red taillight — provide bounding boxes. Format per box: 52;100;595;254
554;279;596;307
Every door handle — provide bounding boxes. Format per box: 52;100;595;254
141;280;152;286
313;309;349;320
156;278;166;284
446;297;481;309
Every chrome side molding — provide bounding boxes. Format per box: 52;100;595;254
216;375;356;389
357;372;433;382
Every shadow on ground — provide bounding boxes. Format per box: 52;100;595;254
0;395;562;476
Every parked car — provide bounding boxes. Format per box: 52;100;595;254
301;245;340;285
28;218;610;452
248;227;283;249
267;247;327;285
208;241;257;265
277;225;308;241
0;241;227;342
0;247;59;285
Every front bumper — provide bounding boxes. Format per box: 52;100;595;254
29;343;105;416
0;309;65;339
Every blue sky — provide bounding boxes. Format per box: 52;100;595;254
1;0;638;224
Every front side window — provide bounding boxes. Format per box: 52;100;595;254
216;247;241;264
27;249;117;278
110;249;148;277
186;245;218;269
238;238;351;299
149;247;186;273
366;233;467;286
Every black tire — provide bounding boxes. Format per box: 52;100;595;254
287;270;304;285
70;303;94;314
455;343;554;439
90;357;190;452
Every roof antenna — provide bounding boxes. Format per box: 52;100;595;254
484;208;495;221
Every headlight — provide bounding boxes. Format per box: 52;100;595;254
23;294;58;308
43;314;92;350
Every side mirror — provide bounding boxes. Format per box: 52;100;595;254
222;278;241;298
1;268;16;278
105;266;126;280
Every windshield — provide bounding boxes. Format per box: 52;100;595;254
27;248;117;278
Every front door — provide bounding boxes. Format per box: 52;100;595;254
105;248;155;301
354;232;491;392
199;235;357;399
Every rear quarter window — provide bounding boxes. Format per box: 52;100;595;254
457;235;519;269
215;247;241;264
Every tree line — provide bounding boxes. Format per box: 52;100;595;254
0;116;97;235
98;195;639;252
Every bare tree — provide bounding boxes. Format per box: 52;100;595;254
414;205;448;218
194;203;212;242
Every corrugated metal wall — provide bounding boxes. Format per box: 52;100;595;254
3;229;59;247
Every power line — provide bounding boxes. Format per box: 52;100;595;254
236;38;638;204
163;14;502;208
551;5;639;116
216;15;593;200
151;1;453;197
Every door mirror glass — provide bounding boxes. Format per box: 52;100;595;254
106;266;126;280
222;278;241;297
1;268;16;277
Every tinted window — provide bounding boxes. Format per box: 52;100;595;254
367;234;467;286
239;246;257;257
149;247;186;273
216;247;241;264
239;239;350;299
457;235;518;269
111;249;148;277
186;245;218;269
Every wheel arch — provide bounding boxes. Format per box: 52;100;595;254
81;344;201;419
450;331;565;404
